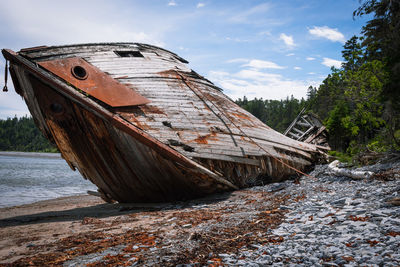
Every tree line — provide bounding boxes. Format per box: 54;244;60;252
0;116;56;152
237;0;400;155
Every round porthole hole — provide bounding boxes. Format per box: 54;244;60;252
71;65;88;80
50;103;64;114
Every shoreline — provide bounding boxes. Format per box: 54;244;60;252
0;193;91;210
0;151;61;159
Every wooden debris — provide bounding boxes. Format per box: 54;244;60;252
284;107;330;149
386;197;400;206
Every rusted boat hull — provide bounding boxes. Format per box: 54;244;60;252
2;43;328;202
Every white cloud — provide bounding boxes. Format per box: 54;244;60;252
226;58;249;64
279;33;295;48
242;59;285;69
322;57;343;68
308;26;346;43
168;1;177;6
208;70;231;78
236;69;283;81
208;69;320;100
308;72;316;75
197;2;205;8
286;53;295;56
294;67;302;70
306;57;316;61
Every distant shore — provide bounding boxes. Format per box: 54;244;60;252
0;151;61;159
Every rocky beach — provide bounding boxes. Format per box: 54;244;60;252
0;157;399;266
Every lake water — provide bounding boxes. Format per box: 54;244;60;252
0;152;96;208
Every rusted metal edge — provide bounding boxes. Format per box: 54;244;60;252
1;49;238;190
20;46;49;52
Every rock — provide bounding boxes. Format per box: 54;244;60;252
322;262;338;267
331;198;346;206
267;183;286;192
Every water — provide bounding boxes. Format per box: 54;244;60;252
0;152;96;208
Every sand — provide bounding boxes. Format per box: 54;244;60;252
0;195;104;263
0;187;289;266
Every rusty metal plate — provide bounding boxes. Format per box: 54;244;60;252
38;57;150;107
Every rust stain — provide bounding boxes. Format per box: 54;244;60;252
126;115;150;130
231;112;251;120
140;105;166;116
157;69;182;80
193;132;218;144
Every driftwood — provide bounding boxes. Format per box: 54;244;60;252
328;160;374;179
386;197;400;206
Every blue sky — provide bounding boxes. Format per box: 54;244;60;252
0;0;369;119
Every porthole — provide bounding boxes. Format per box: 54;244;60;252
50;103;64;114
71;65;88;80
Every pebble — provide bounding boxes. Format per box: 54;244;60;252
217;162;400;266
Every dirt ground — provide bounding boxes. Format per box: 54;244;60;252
0;185;296;266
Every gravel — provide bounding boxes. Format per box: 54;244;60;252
217;161;400;266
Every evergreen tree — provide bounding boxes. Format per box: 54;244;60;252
341;35;364;71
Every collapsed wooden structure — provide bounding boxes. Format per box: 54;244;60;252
2;43;329;202
284;107;330;149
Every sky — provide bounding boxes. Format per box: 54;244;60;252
0;0;369;119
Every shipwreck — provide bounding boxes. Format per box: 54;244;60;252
2;43;329;203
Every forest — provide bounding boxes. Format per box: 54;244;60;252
0;116;56;152
0;0;399;159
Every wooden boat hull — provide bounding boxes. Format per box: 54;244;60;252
2;43;328;202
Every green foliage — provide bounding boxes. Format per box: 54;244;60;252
355;0;400;144
324;101;351;150
328;150;353;164
367;139;388;153
0;116;57;152
343;60;388;139
342;35;364;71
